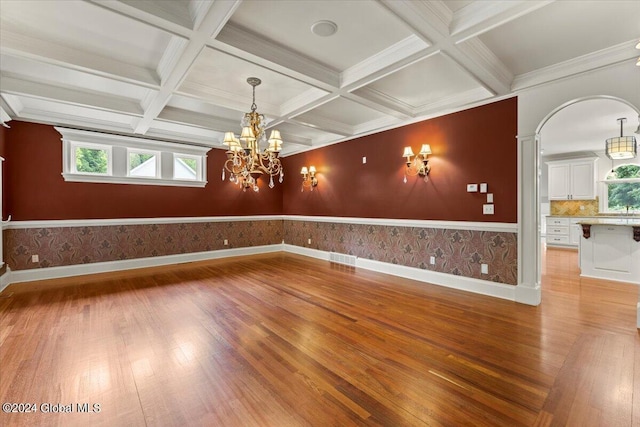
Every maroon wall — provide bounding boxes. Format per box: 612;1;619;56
4;122;283;220
282;98;517;223
0;125;6;220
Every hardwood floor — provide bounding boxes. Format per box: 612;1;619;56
1;249;638;426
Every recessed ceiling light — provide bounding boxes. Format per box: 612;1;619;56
311;20;338;37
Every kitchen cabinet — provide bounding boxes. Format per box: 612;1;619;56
546;217;589;248
547;158;597;200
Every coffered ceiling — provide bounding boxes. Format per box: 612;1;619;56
1;0;638;155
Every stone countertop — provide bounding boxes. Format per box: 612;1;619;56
576;218;640;226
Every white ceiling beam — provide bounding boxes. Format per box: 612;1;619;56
379;0;512;96
133;0;242;135
346;88;414;118
213;23;340;90
158;107;238;132
450;0;555;44
0;76;144;116
88;0;194;37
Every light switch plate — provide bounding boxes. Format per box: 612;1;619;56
480;183;487;193
487;193;493;203
483;204;494;215
362;156;366;164
481;264;488;274
430;256;435;265
467;184;478;192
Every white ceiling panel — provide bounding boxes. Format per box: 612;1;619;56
0;0;172;70
0;0;637;154
355;53;488;111
478;0;640;75
227;0;413;71
178;48;316;114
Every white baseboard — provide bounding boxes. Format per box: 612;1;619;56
0;268;11;293
284;244;517;301
7;244;283;285
4;243;521;305
514;283;542;306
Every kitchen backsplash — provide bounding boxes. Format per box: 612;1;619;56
550;199;599;216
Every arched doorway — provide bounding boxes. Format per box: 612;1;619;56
536;96;639;288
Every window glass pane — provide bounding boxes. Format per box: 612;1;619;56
75;147;108;174
129;152;157;177
607;182;640;212
606;164;640;179
174;156;198;180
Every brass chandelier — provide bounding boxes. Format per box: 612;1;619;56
222;77;284;192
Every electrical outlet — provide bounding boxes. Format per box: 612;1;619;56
483;204;494;215
223;239;228;245
32;254;39;263
308;238;312;244
430;256;435;265
481;264;488;274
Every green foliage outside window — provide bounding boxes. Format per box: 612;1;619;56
606;164;640;213
129;152;154;170
181;158;197;173
76;147;107;174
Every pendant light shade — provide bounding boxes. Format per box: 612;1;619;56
606;118;637;160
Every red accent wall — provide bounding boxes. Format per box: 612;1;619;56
0;125;7;220
282;97;517;223
4;122;283;220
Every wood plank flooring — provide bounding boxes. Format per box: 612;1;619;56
0;248;638;426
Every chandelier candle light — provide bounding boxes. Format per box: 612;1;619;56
222;77;284;192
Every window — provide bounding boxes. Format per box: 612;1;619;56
174;154;200;181
57;127;209;187
602;164;640;214
73;143;111;175
128;149;159;178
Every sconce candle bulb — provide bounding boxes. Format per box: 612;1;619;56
403;144;431;183
301;165;318;191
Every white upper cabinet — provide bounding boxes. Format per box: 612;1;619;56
547;158;597;200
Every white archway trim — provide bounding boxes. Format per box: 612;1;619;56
535;95;640;134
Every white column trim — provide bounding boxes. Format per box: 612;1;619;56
516;133;541;305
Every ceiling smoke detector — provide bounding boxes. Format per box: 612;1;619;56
311;20;338;37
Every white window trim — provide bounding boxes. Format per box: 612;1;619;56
57;127;210;188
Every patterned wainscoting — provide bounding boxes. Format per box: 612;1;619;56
284;220;518;286
5;220;283;270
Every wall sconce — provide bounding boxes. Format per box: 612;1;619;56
300;166;318;191
403;144;431;183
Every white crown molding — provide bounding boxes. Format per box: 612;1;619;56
284;244;516;301
0;106;12;127
340;35;430;88
512;40;639;91
1;76;144;116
